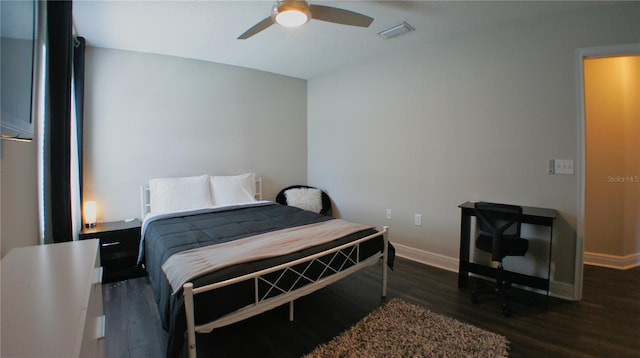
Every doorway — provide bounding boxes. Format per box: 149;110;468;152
576;43;640;300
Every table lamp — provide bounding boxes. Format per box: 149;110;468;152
84;201;97;228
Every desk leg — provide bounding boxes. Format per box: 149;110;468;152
546;224;554;310
458;212;471;288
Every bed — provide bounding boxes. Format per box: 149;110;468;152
138;173;392;358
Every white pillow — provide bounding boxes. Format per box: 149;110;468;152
211;173;257;206
285;188;322;213
149;174;213;214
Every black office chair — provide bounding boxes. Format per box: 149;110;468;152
471;202;529;317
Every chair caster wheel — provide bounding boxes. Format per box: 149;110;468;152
471;291;480;304
501;304;511;317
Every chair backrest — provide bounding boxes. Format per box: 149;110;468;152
474;202;523;260
276;185;332;215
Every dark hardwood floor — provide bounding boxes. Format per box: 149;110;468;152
103;258;640;357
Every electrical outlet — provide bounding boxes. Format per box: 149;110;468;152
386;209;392;220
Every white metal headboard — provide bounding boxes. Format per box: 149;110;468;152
140;176;263;220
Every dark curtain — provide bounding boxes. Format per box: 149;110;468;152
46;0;74;243
74;36;86;225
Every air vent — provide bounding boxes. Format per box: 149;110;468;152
378;21;414;39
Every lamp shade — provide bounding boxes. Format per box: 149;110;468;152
272;0;310;27
84;201;97;227
275;10;308;27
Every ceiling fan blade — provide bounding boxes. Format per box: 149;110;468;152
238;16;275;39
309;5;373;27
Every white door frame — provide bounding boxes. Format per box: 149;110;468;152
574;42;640;300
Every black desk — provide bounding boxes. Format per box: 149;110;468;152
458;201;556;294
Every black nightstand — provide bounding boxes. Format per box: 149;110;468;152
80;219;146;282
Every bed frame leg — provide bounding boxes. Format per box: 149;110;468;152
381;226;389;298
184;283;197;358
289;300;294;321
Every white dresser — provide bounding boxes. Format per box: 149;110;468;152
1;239;105;357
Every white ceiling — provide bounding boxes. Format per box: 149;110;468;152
72;1;613;80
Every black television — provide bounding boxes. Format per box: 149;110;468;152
1;0;42;142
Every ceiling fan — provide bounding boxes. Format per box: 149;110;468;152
238;0;374;40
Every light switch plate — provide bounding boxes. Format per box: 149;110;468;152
554;159;574;174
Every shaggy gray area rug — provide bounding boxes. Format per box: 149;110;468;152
304;298;509;358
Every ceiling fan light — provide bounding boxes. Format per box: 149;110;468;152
275;9;308;27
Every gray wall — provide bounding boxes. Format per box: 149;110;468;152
307;3;639;296
83;48;308;222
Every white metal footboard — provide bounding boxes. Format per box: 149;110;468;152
183;226;389;358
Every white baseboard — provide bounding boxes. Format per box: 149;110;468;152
584;251;640;270
394;243;576;301
549;280;575;301
394;243;459;273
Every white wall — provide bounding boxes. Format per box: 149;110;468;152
307;3;640;292
84;48;308;222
